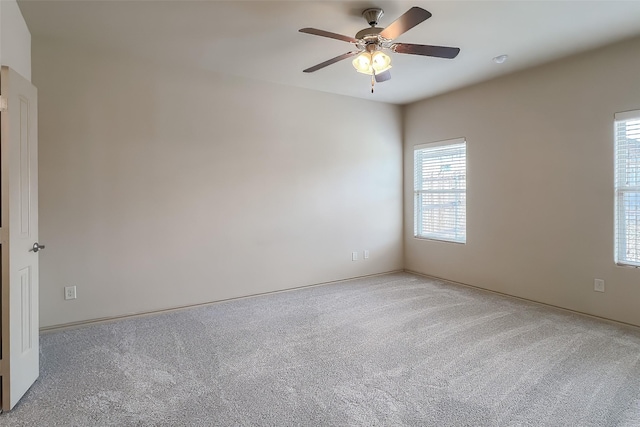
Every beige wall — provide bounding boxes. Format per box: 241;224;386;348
0;0;31;81
33;31;640;329
34;39;403;328
404;35;640;327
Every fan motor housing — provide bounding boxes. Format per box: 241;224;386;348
355;26;383;42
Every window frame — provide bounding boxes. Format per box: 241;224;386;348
413;137;467;244
614;109;640;268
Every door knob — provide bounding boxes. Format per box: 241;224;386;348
29;242;45;253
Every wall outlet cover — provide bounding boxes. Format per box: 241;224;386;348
594;279;605;293
64;286;77;300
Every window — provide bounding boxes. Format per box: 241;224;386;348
414;138;466;243
615;110;640;267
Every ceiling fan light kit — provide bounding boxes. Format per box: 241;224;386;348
352;50;392;75
299;6;461;94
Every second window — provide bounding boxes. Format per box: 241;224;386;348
414;138;467;243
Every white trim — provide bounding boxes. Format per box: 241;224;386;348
39;270;404;332
414;137;465;151
405;270;640;331
614;109;640;122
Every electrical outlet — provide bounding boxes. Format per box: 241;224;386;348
352;251;358;261
64;286;77;300
594;279;605;293
364;250;370;259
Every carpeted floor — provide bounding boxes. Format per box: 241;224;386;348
3;272;640;426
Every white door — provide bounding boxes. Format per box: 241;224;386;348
0;66;40;411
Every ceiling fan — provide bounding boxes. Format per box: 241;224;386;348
299;7;460;92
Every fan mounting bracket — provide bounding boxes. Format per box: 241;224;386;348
362;8;384;27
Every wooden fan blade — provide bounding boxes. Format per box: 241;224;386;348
303;51;359;73
393;43;460;59
379;7;432;40
375;70;391;83
299;28;358;44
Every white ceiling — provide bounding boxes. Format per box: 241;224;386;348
18;0;640;105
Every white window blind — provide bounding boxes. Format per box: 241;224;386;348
615;110;640;267
414;138;466;243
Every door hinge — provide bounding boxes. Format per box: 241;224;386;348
0;95;6;112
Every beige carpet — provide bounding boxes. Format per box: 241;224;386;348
3;272;640;426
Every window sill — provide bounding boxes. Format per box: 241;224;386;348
616;262;640;269
413;235;466;245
